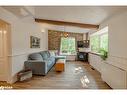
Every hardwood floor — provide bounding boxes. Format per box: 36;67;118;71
0;61;111;89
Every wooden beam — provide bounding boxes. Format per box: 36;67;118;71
35;18;99;30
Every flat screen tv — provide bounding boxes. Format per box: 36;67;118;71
77;41;84;47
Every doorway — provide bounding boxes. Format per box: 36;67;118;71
0;19;11;82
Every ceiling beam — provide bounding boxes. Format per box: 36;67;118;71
35;18;99;30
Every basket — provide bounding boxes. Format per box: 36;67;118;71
17;69;32;81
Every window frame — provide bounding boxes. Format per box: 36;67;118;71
60;37;76;55
90;26;108;53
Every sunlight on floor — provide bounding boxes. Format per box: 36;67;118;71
74;67;83;73
80;75;90;88
74;67;90;88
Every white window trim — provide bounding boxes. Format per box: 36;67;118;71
90;26;108;53
60;37;76;56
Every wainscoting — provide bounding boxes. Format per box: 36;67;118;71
89;53;127;89
7;50;46;83
66;55;76;61
0;61;110;89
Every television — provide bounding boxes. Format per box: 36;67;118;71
77;41;84;48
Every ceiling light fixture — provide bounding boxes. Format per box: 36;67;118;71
63;26;69;38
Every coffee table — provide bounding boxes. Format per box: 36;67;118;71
55;59;65;72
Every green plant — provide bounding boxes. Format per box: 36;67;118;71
99;48;108;60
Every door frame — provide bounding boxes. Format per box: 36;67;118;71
0;19;12;82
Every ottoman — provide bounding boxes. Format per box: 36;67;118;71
55;59;65;72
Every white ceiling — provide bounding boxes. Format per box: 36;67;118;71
35;6;127;25
2;6;127;33
3;6;30;17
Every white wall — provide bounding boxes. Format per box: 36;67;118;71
89;53;127;89
0;7;48;83
89;53;102;72
99;11;127;71
89;10;127;89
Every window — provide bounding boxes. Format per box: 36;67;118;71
90;26;108;53
90;35;100;53
100;33;108;52
60;37;76;55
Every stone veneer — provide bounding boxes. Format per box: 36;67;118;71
48;30;83;50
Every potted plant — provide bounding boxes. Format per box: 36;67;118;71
99;48;108;60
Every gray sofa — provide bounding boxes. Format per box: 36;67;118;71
24;51;66;75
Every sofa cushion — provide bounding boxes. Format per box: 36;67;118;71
28;53;43;61
48;56;55;63
49;51;55;57
44;60;53;67
40;51;50;60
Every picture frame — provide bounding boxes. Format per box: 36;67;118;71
30;36;40;48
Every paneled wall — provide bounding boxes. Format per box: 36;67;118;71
89;53;127;89
0;7;48;83
48;30;83;50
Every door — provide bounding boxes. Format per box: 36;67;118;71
0;19;10;81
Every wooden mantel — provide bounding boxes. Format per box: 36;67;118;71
35;18;99;30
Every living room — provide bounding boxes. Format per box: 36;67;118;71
0;5;127;91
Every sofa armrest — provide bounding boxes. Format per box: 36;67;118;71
55;55;66;62
24;60;47;75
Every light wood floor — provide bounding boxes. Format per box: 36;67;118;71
0;61;111;89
